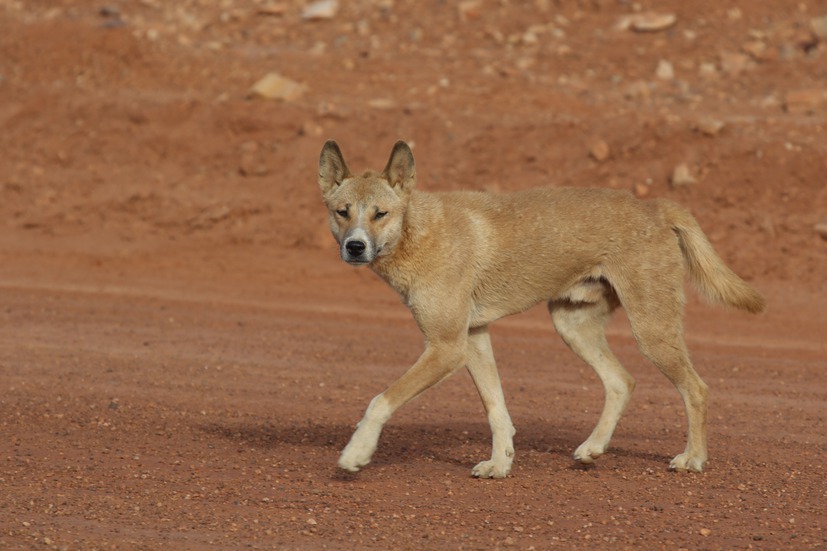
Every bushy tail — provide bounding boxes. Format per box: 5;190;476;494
660;201;766;313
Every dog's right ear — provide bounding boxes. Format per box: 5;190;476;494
318;140;351;197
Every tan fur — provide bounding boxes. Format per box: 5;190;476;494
318;140;765;478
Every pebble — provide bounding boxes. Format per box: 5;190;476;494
670;163;696;187
257;3;288;17
695;117;725;136
720;52;751;76
698;62;718;78
699;528;712;537
248;72;306;101
633;182;650;198
302;0;339;21
458;1;482;22
814;223;827;240
367;98;396;110
811;15;827;40
588;139;610;162
742;40;775;62
618;12;677;33
624;80;651;102
655;59;674;80
784;89;826;115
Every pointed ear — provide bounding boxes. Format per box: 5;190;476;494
381;141;416;196
318;140;351;197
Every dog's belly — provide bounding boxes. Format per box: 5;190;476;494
469;293;547;327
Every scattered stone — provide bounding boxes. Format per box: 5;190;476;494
588;138;610;162
719;51;750;76
307;518;318;525
655;59;674;80
257;3;288;16
670;163;696;187
699;528;712;537
695;117;725;136
99;5;120;18
698;62;717;78
624;80;651;102
302;0;339;21
239;147;271;177
248;72;306;101
618;12;677;33
299;121;324;137
814;223;827;240
742;40;776;62
633;182;650;198
811;14;827;41
458;1;482;22
784;89;826;115
367;98;396;110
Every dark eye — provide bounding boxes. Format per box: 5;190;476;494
336;209;349;218
374;211;388;221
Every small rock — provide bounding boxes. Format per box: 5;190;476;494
307;518;318;525
784;89;826;115
99;5;120;17
742;40;777;62
367;98;396;110
720;52;751;76
618;12;677;33
458;1;482;22
299;121;324;137
588;139;610;162
814;222;827;240
633;182;650;198
811;14;827;40
624;80;651;102
257;3;287;16
698;62;718;78
699;528;712;537
695;117;725;136
655;59;674;80
302;0;339;21
670;163;696;187
248;72;306;101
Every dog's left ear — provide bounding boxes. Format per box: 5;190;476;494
381;141;416;197
318;140;351;197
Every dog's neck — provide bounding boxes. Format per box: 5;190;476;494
370;190;441;301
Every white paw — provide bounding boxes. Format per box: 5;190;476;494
471;459;511;479
573;440;606;464
337;438;377;473
669;452;706;473
337;422;381;473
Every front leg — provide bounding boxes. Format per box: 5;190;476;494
338;339;467;473
466;326;515;479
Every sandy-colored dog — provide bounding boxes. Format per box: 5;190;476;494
318;140;765;478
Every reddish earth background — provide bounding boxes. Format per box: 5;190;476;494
1;1;826;549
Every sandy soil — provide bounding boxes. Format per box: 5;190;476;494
1;1;825;549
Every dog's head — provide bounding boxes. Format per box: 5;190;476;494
318;140;415;266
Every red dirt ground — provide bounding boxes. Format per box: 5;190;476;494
1;1;825;549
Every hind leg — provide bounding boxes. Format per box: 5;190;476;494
466;326;516;479
621;283;709;472
549;290;635;465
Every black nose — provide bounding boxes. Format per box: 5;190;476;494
345;240;366;256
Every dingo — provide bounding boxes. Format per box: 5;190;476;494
317;140;765;478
